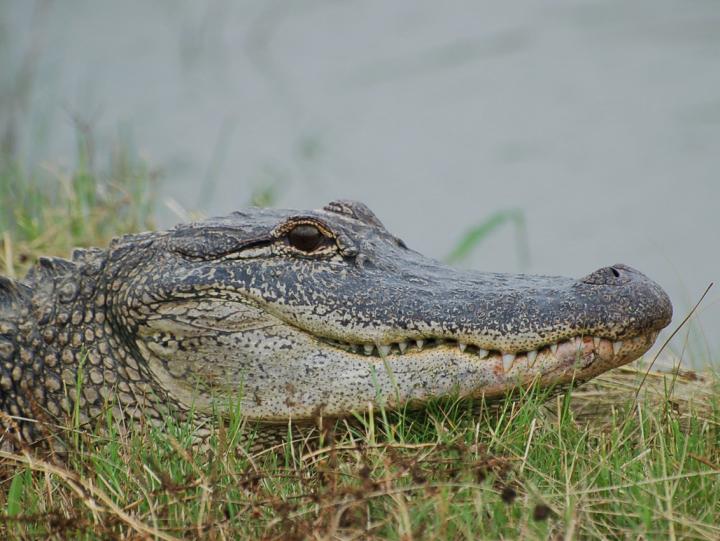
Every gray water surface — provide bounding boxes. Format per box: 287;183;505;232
3;0;719;362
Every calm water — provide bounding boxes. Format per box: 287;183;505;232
3;0;720;362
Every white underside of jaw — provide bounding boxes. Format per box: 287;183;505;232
233;328;661;422
323;331;660;374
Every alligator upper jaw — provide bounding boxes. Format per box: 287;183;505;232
234;258;673;357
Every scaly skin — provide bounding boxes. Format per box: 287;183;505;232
0;200;672;447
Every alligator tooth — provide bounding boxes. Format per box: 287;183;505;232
575;337;584;351
612;340;623;355
458;342;467;353
377;344;391;357
527;349;538;367
550;343;558;355
593;337;601;349
416;340;424;350
364;344;375;356
477;348;489;359
502;353;515;372
398;341;408;354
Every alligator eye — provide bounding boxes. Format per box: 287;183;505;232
287;224;326;253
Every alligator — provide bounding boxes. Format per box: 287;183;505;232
0;200;672;449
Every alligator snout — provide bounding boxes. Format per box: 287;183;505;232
575;264;673;338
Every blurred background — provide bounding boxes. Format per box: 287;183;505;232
1;0;718;363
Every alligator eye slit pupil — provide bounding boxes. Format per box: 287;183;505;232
287;224;324;252
610;267;621;278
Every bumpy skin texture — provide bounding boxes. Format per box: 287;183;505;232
0;200;672;446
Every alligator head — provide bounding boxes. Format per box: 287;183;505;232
98;200;672;423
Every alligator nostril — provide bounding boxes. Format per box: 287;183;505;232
580;265;631;286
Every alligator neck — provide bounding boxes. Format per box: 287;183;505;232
0;250;178;445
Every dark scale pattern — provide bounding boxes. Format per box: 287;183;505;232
0;250;186;447
0;200;673;449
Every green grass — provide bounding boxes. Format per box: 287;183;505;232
0;133;156;278
1;148;719;539
0;367;718;539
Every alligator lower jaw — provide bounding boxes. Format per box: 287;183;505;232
322;331;660;376
239;330;661;423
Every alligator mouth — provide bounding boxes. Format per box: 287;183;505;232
321;331;660;374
